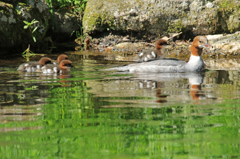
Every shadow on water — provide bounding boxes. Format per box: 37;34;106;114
0;52;240;158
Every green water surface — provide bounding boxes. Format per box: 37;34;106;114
0;53;240;159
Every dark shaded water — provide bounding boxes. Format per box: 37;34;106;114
0;52;240;158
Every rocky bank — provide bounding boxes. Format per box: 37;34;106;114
83;0;240;39
0;0;240;56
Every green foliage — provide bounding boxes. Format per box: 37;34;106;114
46;0;88;40
46;0;88;16
71;25;89;51
72;25;85;40
216;0;240;33
23;19;39;42
22;45;37;62
167;20;183;33
71;25;84;38
218;0;240;15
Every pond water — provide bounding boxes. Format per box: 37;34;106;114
0;52;240;158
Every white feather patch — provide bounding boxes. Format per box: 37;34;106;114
47;69;52;73
151;51;156;57
26;67;31;72
53;67;58;73
32;67;36;72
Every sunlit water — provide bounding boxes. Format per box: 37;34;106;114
0;52;240;158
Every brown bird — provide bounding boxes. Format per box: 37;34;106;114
133;39;169;62
17;57;52;72
40;60;74;74
52;54;68;65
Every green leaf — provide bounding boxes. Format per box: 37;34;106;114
31;19;36;23
23;21;30;25
30;19;39;25
31;21;39;24
70;30;75;37
32;36;36;42
32;27;38;33
24;25;29;29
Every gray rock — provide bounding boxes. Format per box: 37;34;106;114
83;0;240;38
206;32;240;53
0;1;49;49
51;12;82;39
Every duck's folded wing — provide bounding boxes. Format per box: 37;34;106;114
129;59;186;67
103;64;185;73
17;61;39;71
103;59;186;72
128;65;185;73
41;64;60;73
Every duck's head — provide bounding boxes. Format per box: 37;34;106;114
155;39;169;50
57;54;68;63
191;36;212;56
39;57;52;66
60;60;74;70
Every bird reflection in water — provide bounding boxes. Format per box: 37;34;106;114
17;71;73;87
134;72;215;103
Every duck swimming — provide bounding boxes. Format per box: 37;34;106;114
133;39;169;62
17;57;52;72
105;36;212;73
53;54;68;65
40;60;74;74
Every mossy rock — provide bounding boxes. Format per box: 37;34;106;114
83;0;189;38
83;0;240;39
0;0;49;53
